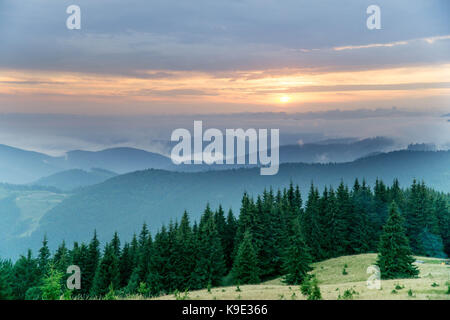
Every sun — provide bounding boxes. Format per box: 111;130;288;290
279;95;292;103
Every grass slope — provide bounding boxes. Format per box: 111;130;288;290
150;254;450;300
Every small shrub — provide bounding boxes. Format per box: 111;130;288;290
62;290;73;300
291;292;296;300
395;283;404;290
207;281;212;293
391;289;398;294
25;287;42;300
104;284;116;300
300;279;312;296
431;282;439;287
338;288;358;300
137;282;149;296
308;283;322;300
300;275;321;300
235;283;241;292
174;289;190;300
408;289;414;297
342;268;348;275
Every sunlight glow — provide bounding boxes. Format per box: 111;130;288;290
279;95;292;103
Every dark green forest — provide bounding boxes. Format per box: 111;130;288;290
0;178;448;300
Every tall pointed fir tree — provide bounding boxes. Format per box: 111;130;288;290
376;202;419;279
223;209;237;270
12;250;39;299
173;211;196;291
301;184;324;261
283;219;312;285
37;235;51;277
83;231;101;296
91;242;121;297
0;259;14;300
191;207;226;289
232;230;260;284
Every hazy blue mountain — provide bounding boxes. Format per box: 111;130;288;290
33;168;118;191
406;143;437;152
4;150;447;259
0;144;61;184
279;137;395;163
0;183;66;255
54;147;175;173
0;145;175;184
0;137;397;184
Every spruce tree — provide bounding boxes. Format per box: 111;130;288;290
283;221;312;285
91;243;120;297
191;209;226;289
173;211;196;290
376;202;419;279
301;184;324;261
37;235;51;277
223;209;237;270
53;240;70;274
232;231;260;284
84;231;100;296
12;250;39;299
0;259;14;300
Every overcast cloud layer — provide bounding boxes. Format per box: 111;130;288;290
0;0;449;75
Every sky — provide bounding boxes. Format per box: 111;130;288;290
0;0;449;153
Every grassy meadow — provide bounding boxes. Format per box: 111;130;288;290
147;254;449;300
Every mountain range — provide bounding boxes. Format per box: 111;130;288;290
0;137;396;185
2;150;448;259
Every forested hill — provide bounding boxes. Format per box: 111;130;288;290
7;150;450;258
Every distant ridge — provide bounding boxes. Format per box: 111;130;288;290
0;137;397;184
3;150;446;259
33;168;118;191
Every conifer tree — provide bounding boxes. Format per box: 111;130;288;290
376;202;419;279
83;231;100;296
37;235;51;277
349;180;371;254
301;184;324;260
223;209;237;270
406;180;426;254
119;243;133;288
324;187;346;258
91;243;120;297
41;266;63;300
12;250;39;299
0;259;14;300
434;195;450;256
191;210;226;289
173;211;196;290
232;231;260;284
111;231;121;258
283;220;312;285
53;240;69;274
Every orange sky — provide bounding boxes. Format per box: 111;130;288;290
1;63;449;115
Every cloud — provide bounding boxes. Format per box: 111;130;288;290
0;0;449;76
0;108;448;157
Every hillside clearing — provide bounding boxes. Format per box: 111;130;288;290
149;254;450;300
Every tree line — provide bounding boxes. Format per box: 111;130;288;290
0;178;448;299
